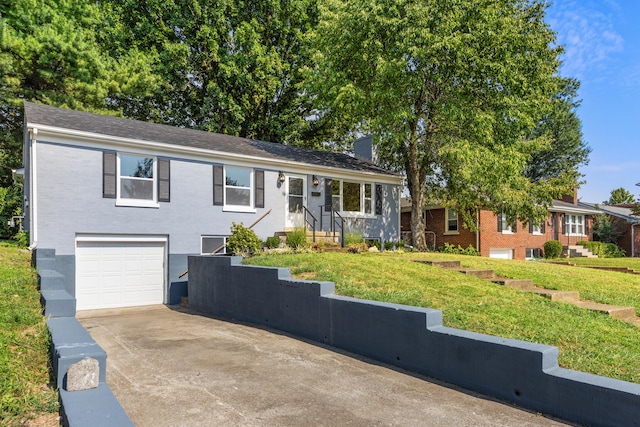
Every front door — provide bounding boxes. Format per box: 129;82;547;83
285;175;306;228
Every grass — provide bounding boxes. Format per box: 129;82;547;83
0;243;59;424
244;252;640;384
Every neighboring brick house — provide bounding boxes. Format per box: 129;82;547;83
578;202;640;257
401;191;598;260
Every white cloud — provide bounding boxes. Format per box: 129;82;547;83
547;0;624;79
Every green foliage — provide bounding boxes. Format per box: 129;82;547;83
438;243;479;256
383;241;395;251
227;222;262;256
0;245;59;422
366;239;381;250
592;213;623;244
285;228;307;249
577;241;625;258
604;187;636;205
0;184;22;239
0;0;158;185
308;0;571;249
343;231;364;246
264;236;282;249
543;240;562;258
603;243;625;258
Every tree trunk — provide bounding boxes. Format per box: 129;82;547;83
410;190;427;250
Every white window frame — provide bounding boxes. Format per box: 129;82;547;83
565;214;585;236
531;224;542;235
500;213;515;234
116;153;158;208
201;236;227;255
223;166;254;212
445;208;459;235
332;179;376;216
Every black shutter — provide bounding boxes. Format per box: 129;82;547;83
585;215;590;235
541;220;546;233
529;220;533;233
157;158;170;202
562;215;567;234
213;165;223;206
103;151;116;198
255;170;264;208
512;220;517;233
324;178;332;211
497;214;503;232
375;184;383;215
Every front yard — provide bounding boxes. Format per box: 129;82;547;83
0;243;59;425
245;252;640;384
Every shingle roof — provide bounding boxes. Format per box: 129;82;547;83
579;202;640;223
550;200;600;215
24;101;398;177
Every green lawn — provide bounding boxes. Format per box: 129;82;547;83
0;243;59;423
245;252;640;384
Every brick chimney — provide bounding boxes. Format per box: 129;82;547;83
560;188;578;205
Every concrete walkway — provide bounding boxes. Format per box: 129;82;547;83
78;305;570;426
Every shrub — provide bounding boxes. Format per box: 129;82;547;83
383;241;394;251
264;236;281;249
366;239;381;250
577;241;625;258
604;243;625;258
344;231;364;246
543;240;562;258
437;242;478;256
346;243;368;253
286;228;307;249
227;222;262;256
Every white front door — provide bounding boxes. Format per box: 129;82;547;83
285;175;306;228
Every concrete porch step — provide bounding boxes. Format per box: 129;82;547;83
532;289;581;303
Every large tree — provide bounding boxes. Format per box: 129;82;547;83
308;0;574;249
0;0;157;184
100;0;340;148
604;187;636;205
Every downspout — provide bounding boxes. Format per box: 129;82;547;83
476;209;480;254
28;127;38;250
632;222;636;257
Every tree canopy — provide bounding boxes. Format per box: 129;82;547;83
307;0;579;248
604;187;636;205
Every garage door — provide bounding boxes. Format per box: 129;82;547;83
489;248;513;260
76;240;165;310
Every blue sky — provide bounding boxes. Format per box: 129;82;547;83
545;0;640;203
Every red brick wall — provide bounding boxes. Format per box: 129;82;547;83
612;218;640;257
401;208;594;259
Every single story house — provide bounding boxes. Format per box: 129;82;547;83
23;102;402;312
578;202;640;257
401;191;599;260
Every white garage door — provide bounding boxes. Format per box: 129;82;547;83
76;240;166;310
489;248;513;260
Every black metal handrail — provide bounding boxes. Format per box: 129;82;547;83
319;204;345;247
302;206;317;242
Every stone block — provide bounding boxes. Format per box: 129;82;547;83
66;357;99;391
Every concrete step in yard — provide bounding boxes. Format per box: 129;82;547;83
417;259;640;326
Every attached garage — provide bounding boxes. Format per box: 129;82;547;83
489;248;513;260
75;236;166;310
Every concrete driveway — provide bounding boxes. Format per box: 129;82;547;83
78;305;569;426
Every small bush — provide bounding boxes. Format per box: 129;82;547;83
543;240;562;258
604;243;626;258
346;243;368;253
366;239;381;250
264;236;281;249
438;242;479;256
576;241;625;258
227;222;262;256
383;241;394;251
286;228;307;249
344;231;364;246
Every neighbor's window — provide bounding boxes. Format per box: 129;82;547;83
201;236;227;255
499;213;517;233
225;166;252;207
118;153;156;205
446;208;459;233
565;214;584;235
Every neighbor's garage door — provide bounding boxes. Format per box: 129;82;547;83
76;240;165;310
489;248;513;260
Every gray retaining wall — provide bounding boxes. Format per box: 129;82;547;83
188;255;640;427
